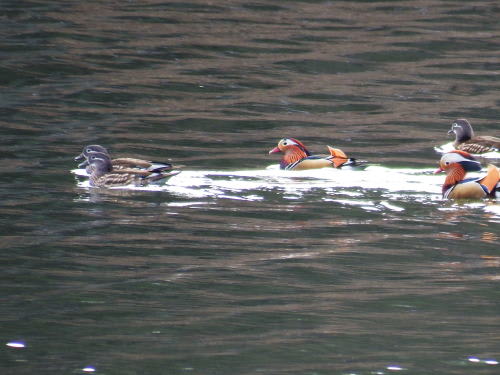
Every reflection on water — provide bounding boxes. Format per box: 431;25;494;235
72;165;500;221
1;0;500;374
73;164;444;197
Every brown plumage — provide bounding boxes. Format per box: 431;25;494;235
88;154;179;188
75;144;174;173
448;119;500;154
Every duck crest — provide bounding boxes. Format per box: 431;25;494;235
450;150;475;160
288;138;311;156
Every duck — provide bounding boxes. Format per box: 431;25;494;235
435;150;499;199
75;144;174;173
269;138;358;170
84;151;178;177
448;119;500;154
87;153;180;188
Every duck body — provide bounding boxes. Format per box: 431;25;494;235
87;153;179;188
448;119;500;154
269;138;359;170
75;144;174;173
436;150;499;199
442;176;492;200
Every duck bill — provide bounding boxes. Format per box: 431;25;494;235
434;167;444;174
269;147;281;154
78;160;89;168
74;153;85;161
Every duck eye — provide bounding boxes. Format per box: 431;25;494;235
283;141;287;145
445;161;450;165
86;148;92;153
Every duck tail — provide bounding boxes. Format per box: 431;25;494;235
479;164;500;196
148;162;174;173
112;158;173;172
326;146;361;168
143;170;182;184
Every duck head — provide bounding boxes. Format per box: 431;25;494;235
269;138;311;155
75;144;109;162
269;138;312;168
435;151;482;190
88;153;113;177
78;151;111;169
448;119;473;143
436;150;481;174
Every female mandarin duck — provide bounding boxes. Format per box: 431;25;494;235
75;144;175;173
435;150;499;199
448;119;500;154
87;153;180;188
269;138;358;170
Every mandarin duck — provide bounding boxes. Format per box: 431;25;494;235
448;119;500;154
435;150;499;199
75;144;174;173
269;138;358;170
87;153;180;188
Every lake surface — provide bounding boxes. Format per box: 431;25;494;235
1;1;499;374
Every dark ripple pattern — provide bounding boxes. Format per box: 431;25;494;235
1;1;500;374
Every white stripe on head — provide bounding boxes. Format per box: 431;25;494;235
440;152;472;164
281;138;299;146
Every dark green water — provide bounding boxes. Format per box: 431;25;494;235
1;1;499;374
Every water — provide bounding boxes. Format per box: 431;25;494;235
1;0;499;374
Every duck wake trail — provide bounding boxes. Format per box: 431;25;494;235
74;165;445;200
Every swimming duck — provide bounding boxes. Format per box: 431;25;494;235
87;153;180;188
83;152;177;177
448;119;500;154
75;144;174;173
269;138;358;170
435;150;499;199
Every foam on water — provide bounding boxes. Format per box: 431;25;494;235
72;165;500;219
73;165;445;199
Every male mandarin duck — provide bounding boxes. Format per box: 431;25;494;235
435;150;499;199
87;153;180;188
448;119;500;154
269;138;358;170
75;144;175;173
